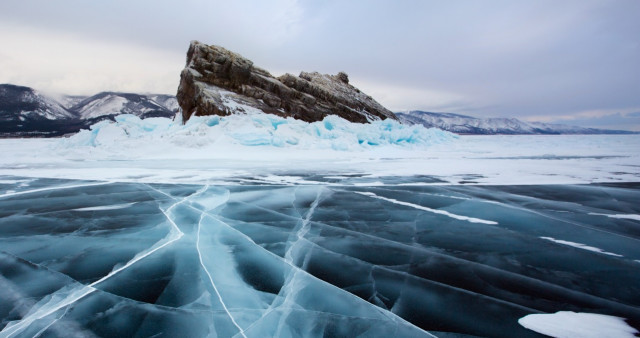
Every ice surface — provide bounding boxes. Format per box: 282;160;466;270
519;311;639;338
0;179;639;337
0;180;441;337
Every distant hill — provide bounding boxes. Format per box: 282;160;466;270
0;84;83;137
70;92;178;125
0;84;178;137
396;111;637;135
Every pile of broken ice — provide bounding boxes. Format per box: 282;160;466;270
60;113;456;151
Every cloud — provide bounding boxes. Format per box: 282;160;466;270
0;0;638;130
0;23;183;95
352;79;475;113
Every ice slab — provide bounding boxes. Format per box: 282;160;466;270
60;113;455;151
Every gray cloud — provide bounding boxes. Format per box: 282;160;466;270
0;0;638;129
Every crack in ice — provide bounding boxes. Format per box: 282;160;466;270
241;199;638;318
284;188;323;265
193;186;248;338
355;191;498;224
198;193;434;337
0;184;215;338
540;237;624;257
0;181;112;199
465;189;640;243
188;207;433;337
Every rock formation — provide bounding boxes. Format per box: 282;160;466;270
177;41;396;123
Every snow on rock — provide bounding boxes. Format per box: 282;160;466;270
519;311;639;338
71;92;176;120
59;112;455;153
178;41;396;124
76;94;128;119
148;94;180;112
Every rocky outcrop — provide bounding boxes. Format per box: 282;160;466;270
177;41;396;123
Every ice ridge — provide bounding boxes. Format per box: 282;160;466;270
59;112;456;152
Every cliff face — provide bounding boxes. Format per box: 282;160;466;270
177;41;396;123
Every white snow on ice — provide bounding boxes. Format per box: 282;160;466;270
0;112;639;185
540;237;623;257
72;202;136;211
356;191;498;224
589;213;640;221
519;311;639;338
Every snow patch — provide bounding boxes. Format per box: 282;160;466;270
519;311;638;338
78;95;128;119
73;202;135;211
356;191;498;224
540;237;623;257
589;213;640;221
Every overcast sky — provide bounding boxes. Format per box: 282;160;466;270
1;0;639;130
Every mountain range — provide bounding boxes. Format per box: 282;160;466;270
396;111;636;135
1;83;635;137
0;84;178;137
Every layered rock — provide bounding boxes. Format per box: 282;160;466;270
177;41;396;123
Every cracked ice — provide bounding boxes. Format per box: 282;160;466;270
0;179;639;337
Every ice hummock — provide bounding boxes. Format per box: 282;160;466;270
59;113;456;152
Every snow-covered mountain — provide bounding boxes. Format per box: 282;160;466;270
148;94;179;113
0;84;84;137
57;95;88;109
397;111;636;135
1;84;178;137
0;84;75;120
71;92;177;122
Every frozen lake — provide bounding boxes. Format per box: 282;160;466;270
1;178;639;337
0;133;639;186
1;126;640;337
